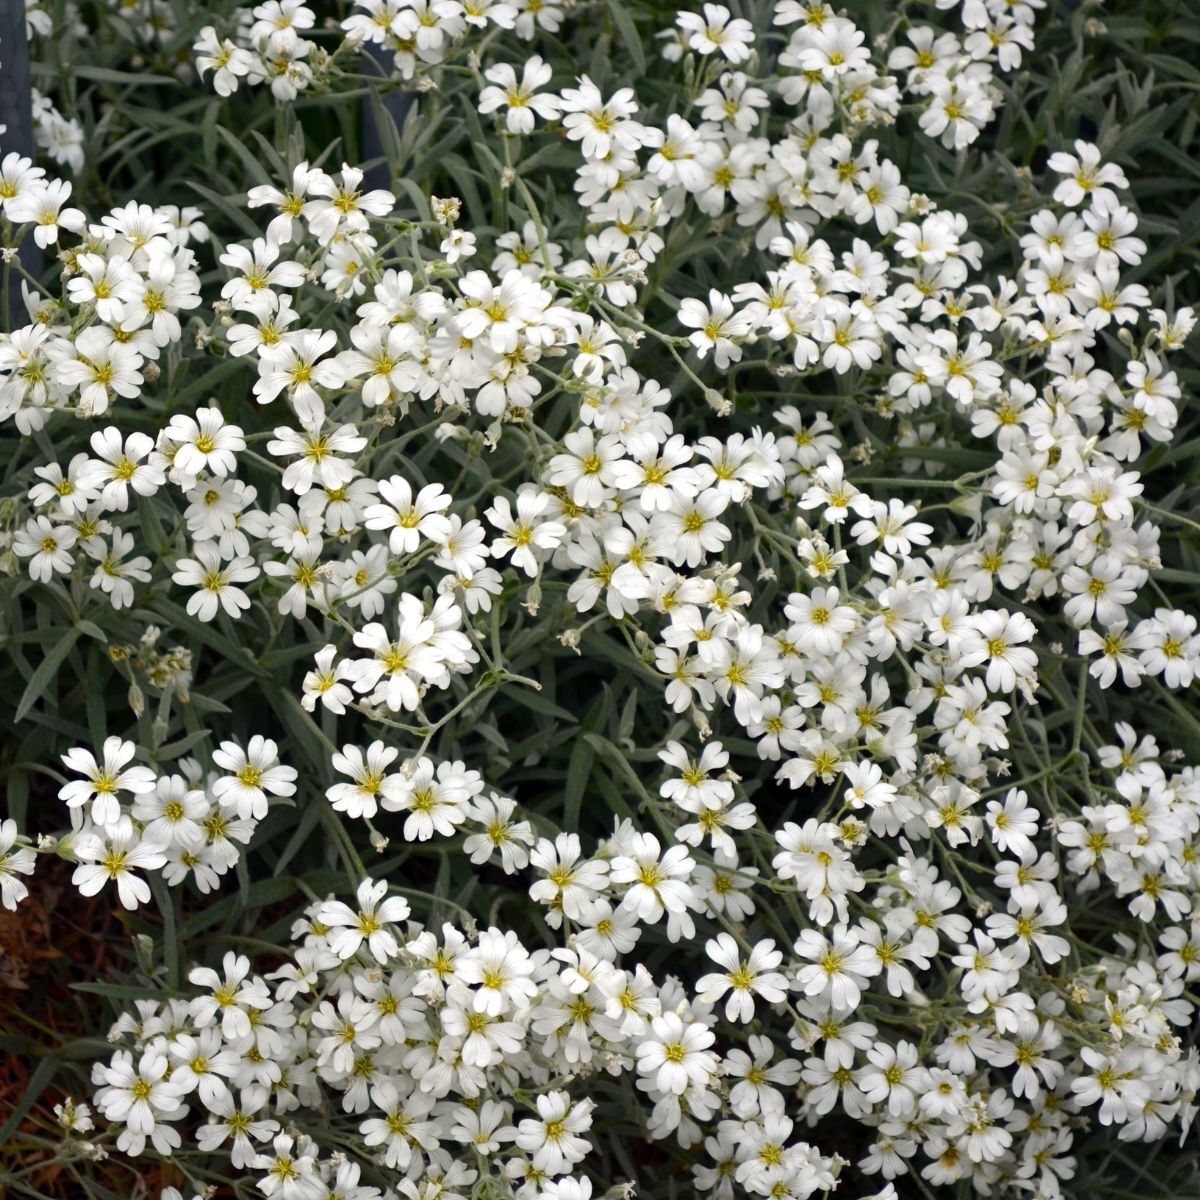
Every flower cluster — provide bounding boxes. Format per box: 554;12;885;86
89;888;839;1198
4;0;1200;1199
52;734;293;905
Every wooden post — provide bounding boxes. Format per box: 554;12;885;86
0;0;42;320
359;45;414;194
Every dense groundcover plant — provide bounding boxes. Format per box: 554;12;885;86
3;0;1200;1197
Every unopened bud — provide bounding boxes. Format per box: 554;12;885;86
523;581;542;617
948;492;983;518
705;388;731;416
133;934;156;975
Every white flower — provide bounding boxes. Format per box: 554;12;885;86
959;610;1039;693
28;454;100;515
255;329;345;411
53;1097;94;1134
679;288;752;368
66;253;139;323
13;514;77;582
610;832;696;923
515;1092;594;1175
130;774;208;849
793;924;881;1012
463;793;534;872
125;250;202;346
0;819;36;910
211;736;297;820
336;321;422;406
636;1012;717;1094
478;57;561;134
88;528;152;610
219;237;306;306
546;428;624;509
364;476;452;553
1048;138;1128;204
301;643;355;713
343;606;441;712
305;162;395;244
792;15;869;76
360;1081;437;1170
696;933;787;1021
267;417;366;495
440;229;477;263
172;542;260;621
195;26;254;95
784;585;857;655
60;737;156;829
168;1028;240;1108
72;816;166;910
486;488;566;576
559;75;644;159
95;1048;183;1157
676;4;755;62
529;833;610;925
195;1092;279;1168
78;427;163;511
654;489;731;568
383;756;478;841
164;407;245;479
458;926;538;1014
860;1040;927;1118
7;178;85;247
188;951;272;1039
318;876;411;962
327;740;403;818
658;739;734;811
986;788;1040;857
254;1132;325;1200
1071;1046;1149;1125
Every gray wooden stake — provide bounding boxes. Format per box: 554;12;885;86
0;0;42;322
359;45;414;194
